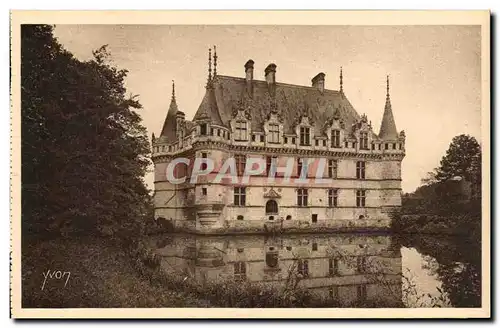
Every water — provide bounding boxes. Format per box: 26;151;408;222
148;233;481;308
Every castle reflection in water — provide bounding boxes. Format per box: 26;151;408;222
150;233;403;307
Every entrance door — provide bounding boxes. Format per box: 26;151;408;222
265;200;278;220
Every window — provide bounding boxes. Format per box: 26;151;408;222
300;127;310;146
234;262;246;281
201;152;208;170
385;143;389;150
312;243;318;251
200;123;208;136
312;214;318;223
356;190;366;207
292;137;296;144
297;188;308;207
360;132;369;150
357;285;367;302
357;257;367;273
315;140;319;146
356;161;366;179
286;215;292;220
345;141;349;148
235;154;246;176
268;216;274;221
331;129;341;148
265;200;278;214
393;143;396;149
329;258;340;276
260;135;264;142
268;124;280;143
266;156;276;175
234;121;248;141
399;143;402;150
297;158;307;177
237;248;244;253
284;137;288;144
202;188;207;196
252;135;256;142
211;128;215;136
217;129;221;137
328;159;338;178
328;189;338;207
298;259;309;276
353;142;357;149
323;140;326;146
237;215;244;220
371;143;375;150
378;144;382;150
286;246;292;251
234;187;246;206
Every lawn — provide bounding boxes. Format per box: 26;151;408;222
21;235;209;308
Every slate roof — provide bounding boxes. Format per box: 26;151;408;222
194;75;364;137
159;94;178;140
378;89;399;140
161;71;398;142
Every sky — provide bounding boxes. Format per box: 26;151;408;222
53;25;481;193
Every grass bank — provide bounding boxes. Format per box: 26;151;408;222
21;236;209;308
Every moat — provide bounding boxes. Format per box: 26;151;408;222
147;232;481;308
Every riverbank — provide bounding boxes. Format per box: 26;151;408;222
391;213;481;239
21;236;209;308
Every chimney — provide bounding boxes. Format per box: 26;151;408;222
311;72;325;93
265;63;277;85
245;59;254;81
245;60;254;96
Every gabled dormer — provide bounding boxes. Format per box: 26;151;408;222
352;114;373;151
264;99;283;145
326;106;346;149
294;107;314;147
230;99;252;143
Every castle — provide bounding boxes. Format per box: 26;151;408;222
152;47;405;234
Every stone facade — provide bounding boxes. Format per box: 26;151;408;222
152;48;405;234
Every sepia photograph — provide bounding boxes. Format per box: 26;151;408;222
10;10;490;319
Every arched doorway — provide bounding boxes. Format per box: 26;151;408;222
265;199;278;215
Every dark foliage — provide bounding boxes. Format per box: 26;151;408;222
401;134;481;217
21;25;151;239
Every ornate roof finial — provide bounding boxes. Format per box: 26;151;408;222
208;47;212;82
340;66;343;94
171;80;176;100
386;75;390;99
213;45;217;77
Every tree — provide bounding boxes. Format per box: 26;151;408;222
21;25;151;238
435;134;481;184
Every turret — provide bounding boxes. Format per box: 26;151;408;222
159;80;179;142
378;75;399;141
193;46;224;137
